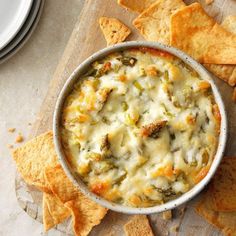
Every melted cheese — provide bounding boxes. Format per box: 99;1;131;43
61;48;220;207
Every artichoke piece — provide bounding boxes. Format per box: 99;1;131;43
84;67;97;77
100;134;110;152
122;101;128;111
164;71;169;81
133;80;143;91
141;120;167;139
119;57;137;67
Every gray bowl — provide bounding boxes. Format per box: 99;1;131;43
53;41;227;214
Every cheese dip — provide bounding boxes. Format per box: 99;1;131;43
61;47;221;207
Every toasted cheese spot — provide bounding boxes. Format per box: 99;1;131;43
118;74;127;82
77;163;91;176
128;195;142;207
212;104;221;133
78;114;90;123
152;164;173;178
169;64;182;81
194;166;210;183
186;115;196;125
146;65;160;77
141;120;167;138
90;181;110;196
198;81;211;90
103;188;121;202
212;104;221;122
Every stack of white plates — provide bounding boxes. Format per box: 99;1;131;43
0;0;44;64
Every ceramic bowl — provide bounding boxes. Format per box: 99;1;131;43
53;41;227;214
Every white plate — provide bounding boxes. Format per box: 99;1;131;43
0;0;41;58
0;0;44;64
0;0;33;50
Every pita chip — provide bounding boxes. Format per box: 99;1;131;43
66;199;107;236
170;3;236;64
44;164;80;203
124;215;154;236
195;190;236;236
133;0;185;45
12;131;58;193
211;157;236;212
118;0;156;13
204;15;236;87
99;17;131;46
43;193;70;231
45;164;107;235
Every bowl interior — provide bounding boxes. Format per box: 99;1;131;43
53;41;227;214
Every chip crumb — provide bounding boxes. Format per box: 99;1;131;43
233;87;236;103
162;210;172;220
7;144;14;149
15;134;24;143
170;225;179;233
205;0;214;5
8;128;15;133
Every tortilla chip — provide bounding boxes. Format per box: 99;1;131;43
211;157;236;212
233;87;236;103
124;215;154;236
170;3;236;64
44;164;79;203
43;192;71;231
195;191;236;236
66;199;107;236
204;16;236;87
12;131;58;193
205;0;214;5
45;164;107;235
118;0;156;13
204;64;236;86
222;15;236;33
133;0;185;45
99;17;131;46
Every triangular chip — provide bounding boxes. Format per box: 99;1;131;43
66;198;107;236
204;64;236;86
118;0;156;13
124;215;154;236
45;164;107;235
99;17;131;46
43;192;71;232
133;0;185;45
44;164;80;203
211;157;236;212
222;15;236;33
12;131;58;193
170;3;236;64
205;0;214;5
204;15;236;87
195;190;236;236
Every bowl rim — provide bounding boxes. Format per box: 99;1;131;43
53;41;227;214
